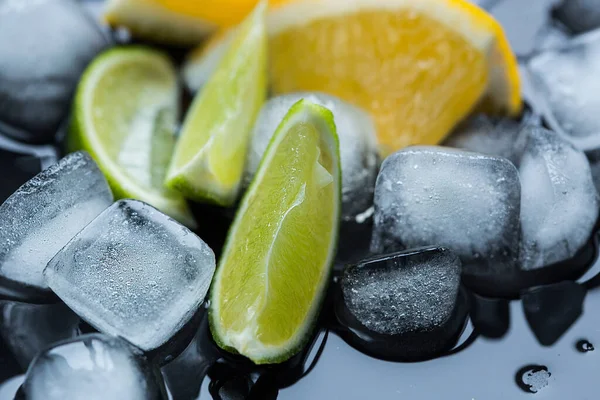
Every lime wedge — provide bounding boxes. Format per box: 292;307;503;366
209;100;341;364
69;46;196;228
165;2;268;206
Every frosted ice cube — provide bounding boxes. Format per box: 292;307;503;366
0;0;109;143
518;127;599;270
18;334;165;400
0;151;113;292
555;0;600;33
371;146;521;283
44;200;216;353
337;247;466;360
533;24;571;53
244;92;379;221
527;30;600;151
0;301;80;368
443;115;528;165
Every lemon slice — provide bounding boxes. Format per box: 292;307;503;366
69;47;196;228
209;100;341;364
165;2;267;206
184;0;521;155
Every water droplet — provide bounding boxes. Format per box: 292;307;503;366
576;339;594;353
515;365;551;394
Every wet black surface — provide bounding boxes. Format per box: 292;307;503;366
2;0;600;399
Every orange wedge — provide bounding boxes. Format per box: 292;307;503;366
184;0;521;154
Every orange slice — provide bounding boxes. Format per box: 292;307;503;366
184;0;521;154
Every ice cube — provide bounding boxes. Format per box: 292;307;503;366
0;134;58;204
336;247;466;360
555;0;600;33
527;30;600;151
44;199;216;353
518;127;599;270
371;146;521;293
521;281;586;346
17;334;166;400
0;301;80;368
0;152;113;295
443;115;528;165
0;0;110;143
244;92;379;221
532;23;571;53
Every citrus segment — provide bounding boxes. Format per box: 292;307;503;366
210;100;341;364
165;2;268;206
68;47;196;227
185;0;521;154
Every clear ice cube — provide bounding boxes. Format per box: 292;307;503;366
518;127;599;270
18;334;165;400
555;0;600;34
0;0;110;143
244;92;379;221
0;151;113;292
0;301;80;368
443;115;528;165
337;247;466;360
44;199;216;352
527;30;600;151
371;146;521;283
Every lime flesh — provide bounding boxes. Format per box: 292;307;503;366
69;46;196;227
209;100;341;364
165;2;268;206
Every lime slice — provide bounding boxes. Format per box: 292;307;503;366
69;46;196;228
164;2;268;206
209;100;341;364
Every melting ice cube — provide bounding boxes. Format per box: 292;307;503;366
443;114;528;165
337;247;466;360
518;127;599;270
527;30;600;151
0;151;113;295
44;199;216;353
371;146;521;291
244;92;379;221
17;334;165;400
0;0;110;143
